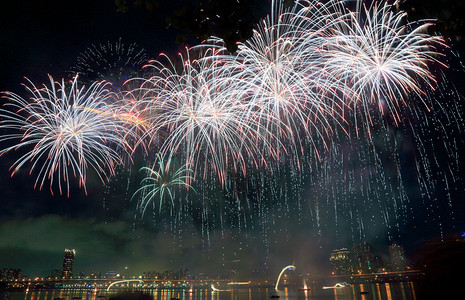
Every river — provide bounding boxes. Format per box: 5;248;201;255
0;282;419;300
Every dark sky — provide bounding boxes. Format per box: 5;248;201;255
0;0;177;93
0;0;464;279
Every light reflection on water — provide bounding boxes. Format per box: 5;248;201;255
0;283;418;300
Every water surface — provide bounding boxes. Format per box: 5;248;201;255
0;283;418;300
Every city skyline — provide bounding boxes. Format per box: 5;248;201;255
1;238;433;280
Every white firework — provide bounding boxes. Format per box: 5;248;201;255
0;75;130;195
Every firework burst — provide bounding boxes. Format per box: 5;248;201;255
0;75;129;196
70;38;149;85
226;0;346;164
322;0;446;128
0;0;459;249
132;154;194;216
137;45;265;185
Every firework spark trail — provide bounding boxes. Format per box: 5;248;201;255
321;0;447;131
132;153;194;216
137;46;270;185
70;38;149;85
0;0;460;247
69;38;155;155
0;75;130;196
116;0;458;239
224;0;349;166
66;40;157;220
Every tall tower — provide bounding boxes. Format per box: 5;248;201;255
61;249;75;279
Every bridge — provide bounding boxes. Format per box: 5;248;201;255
329;269;424;283
0;278;244;291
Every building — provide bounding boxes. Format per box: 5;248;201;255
329;248;353;275
0;268;22;280
61;249;76;279
389;243;407;271
48;269;61;279
353;242;376;274
142;271;160;280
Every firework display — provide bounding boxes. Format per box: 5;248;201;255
70;38;148;85
0;76;130;196
0;0;460;238
132;154;194;216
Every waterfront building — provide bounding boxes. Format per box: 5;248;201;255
176;268;190;280
142;271;160;279
162;270;175;280
104;271;118;279
48;268;60;279
88;271;102;279
389;242;407;271
0;268;22;280
329;248;353;275
353;242;376;274
61;248;75;279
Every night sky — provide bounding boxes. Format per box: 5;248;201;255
0;0;464;280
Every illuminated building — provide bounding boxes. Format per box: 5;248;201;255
61;249;75;279
353;242;376;274
389;243;407;271
329;248;353;275
0;268;22;280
